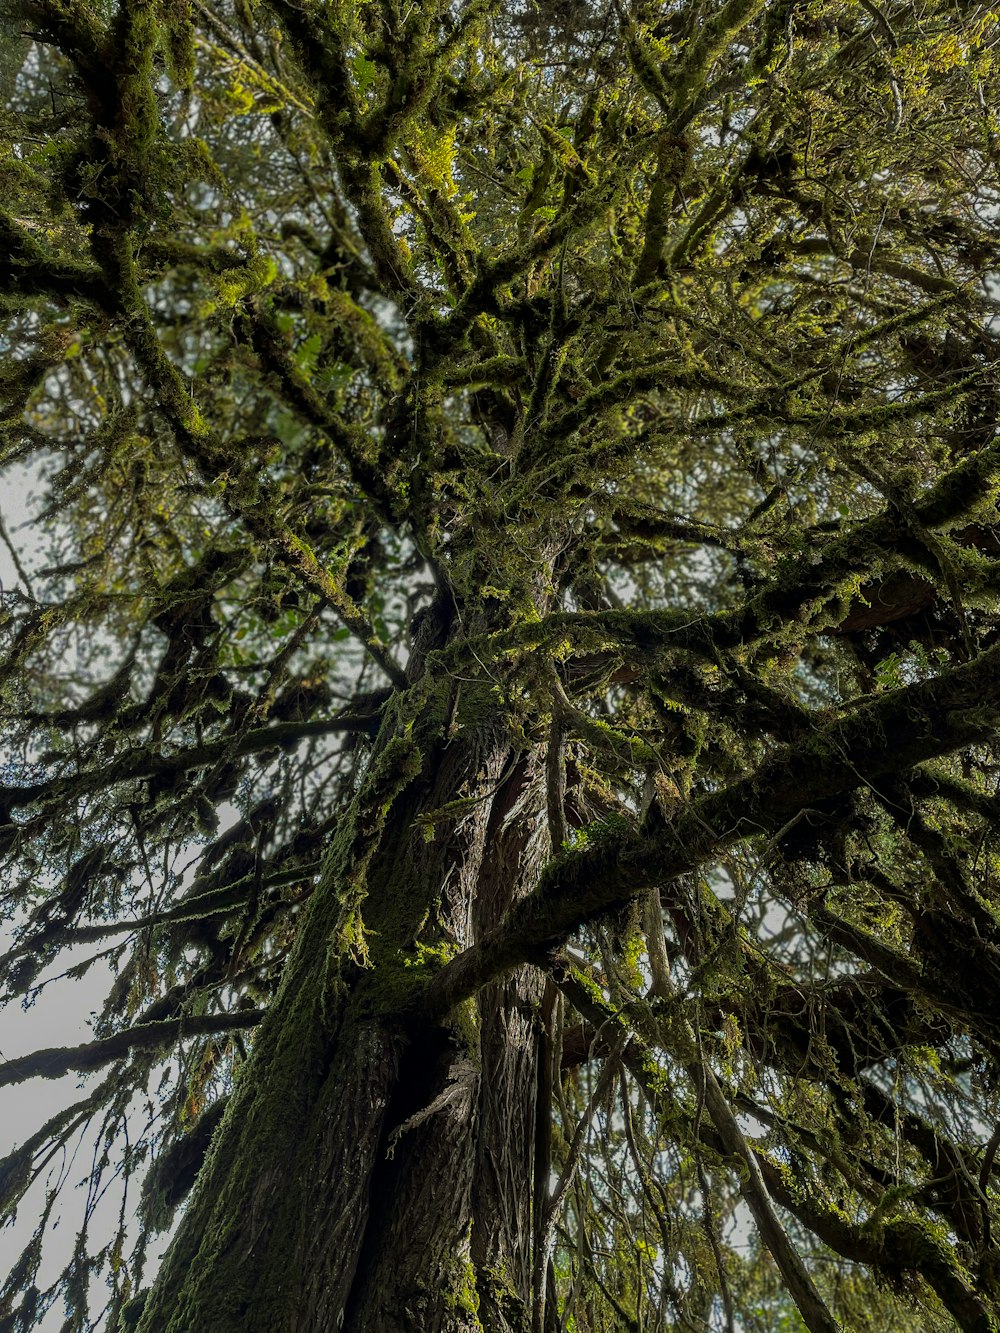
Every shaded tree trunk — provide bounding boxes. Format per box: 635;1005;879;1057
136;687;550;1332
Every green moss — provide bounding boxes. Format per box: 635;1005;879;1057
478;1262;526;1325
450;996;481;1060
575;811;632;849
443;1249;483;1327
570;964;611;1010
620;927;644;987
403;939;459;969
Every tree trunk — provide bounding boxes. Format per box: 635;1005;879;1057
136;686;550;1332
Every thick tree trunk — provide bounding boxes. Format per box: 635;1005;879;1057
136;693;549;1332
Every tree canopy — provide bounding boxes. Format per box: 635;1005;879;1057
2;0;1000;1329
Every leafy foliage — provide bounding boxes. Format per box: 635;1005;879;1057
2;0;1000;1328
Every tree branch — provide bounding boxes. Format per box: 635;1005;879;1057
0;1009;266;1089
0;713;378;815
427;637;1000;1015
552;967;842;1333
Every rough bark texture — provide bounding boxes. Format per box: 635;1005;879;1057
470;757;550;1329
137;694;549;1332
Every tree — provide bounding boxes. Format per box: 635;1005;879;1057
2;0;1000;1328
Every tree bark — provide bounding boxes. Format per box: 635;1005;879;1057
136;699;549;1332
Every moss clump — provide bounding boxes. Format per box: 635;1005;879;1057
443;1251;484;1328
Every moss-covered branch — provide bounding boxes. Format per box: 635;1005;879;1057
429;638;1000;1012
0;1009;265;1089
